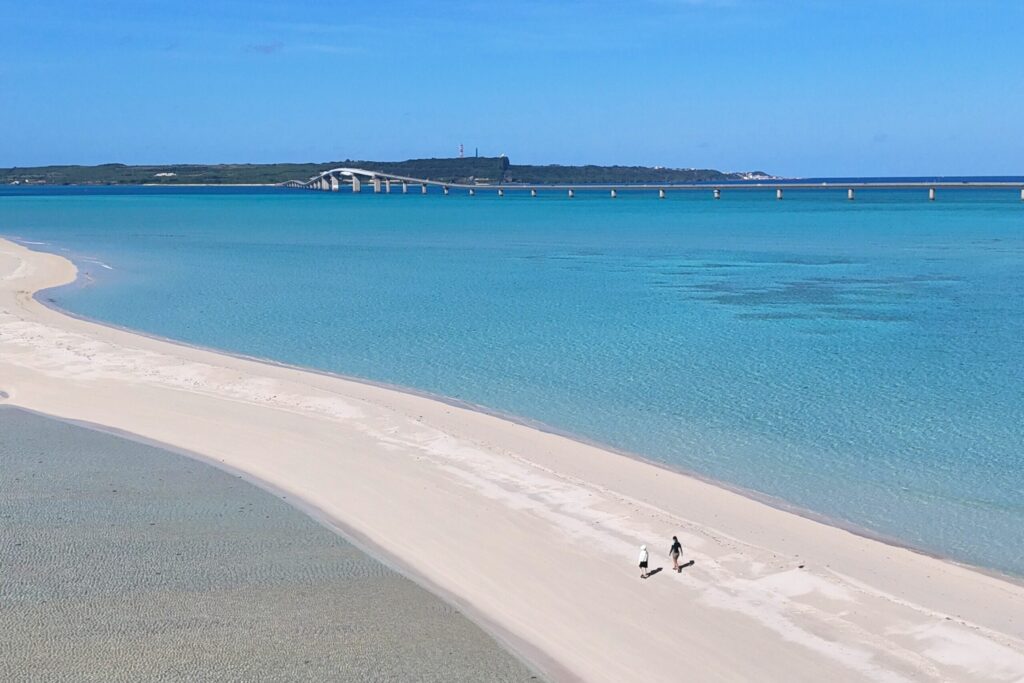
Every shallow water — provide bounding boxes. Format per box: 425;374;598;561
0;407;537;681
2;185;1022;575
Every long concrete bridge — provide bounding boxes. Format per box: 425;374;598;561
284;167;1024;201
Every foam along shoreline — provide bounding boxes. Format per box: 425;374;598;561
2;237;1023;682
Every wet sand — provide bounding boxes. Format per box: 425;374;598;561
0;406;537;682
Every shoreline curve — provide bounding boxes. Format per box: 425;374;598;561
3;236;1024;682
27;236;1021;586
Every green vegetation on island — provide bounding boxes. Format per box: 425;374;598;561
504;163;771;184
1;157;771;186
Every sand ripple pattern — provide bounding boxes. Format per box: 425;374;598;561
0;408;538;682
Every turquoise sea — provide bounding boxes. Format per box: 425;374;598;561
2;186;1022;576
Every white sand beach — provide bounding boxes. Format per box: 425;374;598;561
2;236;1023;682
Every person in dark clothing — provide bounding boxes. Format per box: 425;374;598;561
670;536;683;572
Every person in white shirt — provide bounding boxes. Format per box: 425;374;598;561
638;545;650;578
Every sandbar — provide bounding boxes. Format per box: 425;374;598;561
1;237;1023;682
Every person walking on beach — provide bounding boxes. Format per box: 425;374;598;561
638;545;650;578
670;536;683;572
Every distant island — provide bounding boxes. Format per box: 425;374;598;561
1;156;774;186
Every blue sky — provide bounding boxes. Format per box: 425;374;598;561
1;0;1022;176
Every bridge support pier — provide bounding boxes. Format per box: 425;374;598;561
330;175;339;191
320;178;330;191
351;176;361;193
402;182;408;194
776;188;783;200
385;179;391;193
1020;188;1024;201
443;185;449;195
497;188;504;197
469;188;476;196
929;187;936;201
658;189;666;199
422;183;428;194
530;189;537;197
568;189;575;198
713;188;721;200
610;189;617;198
372;177;381;194
848;188;855;200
